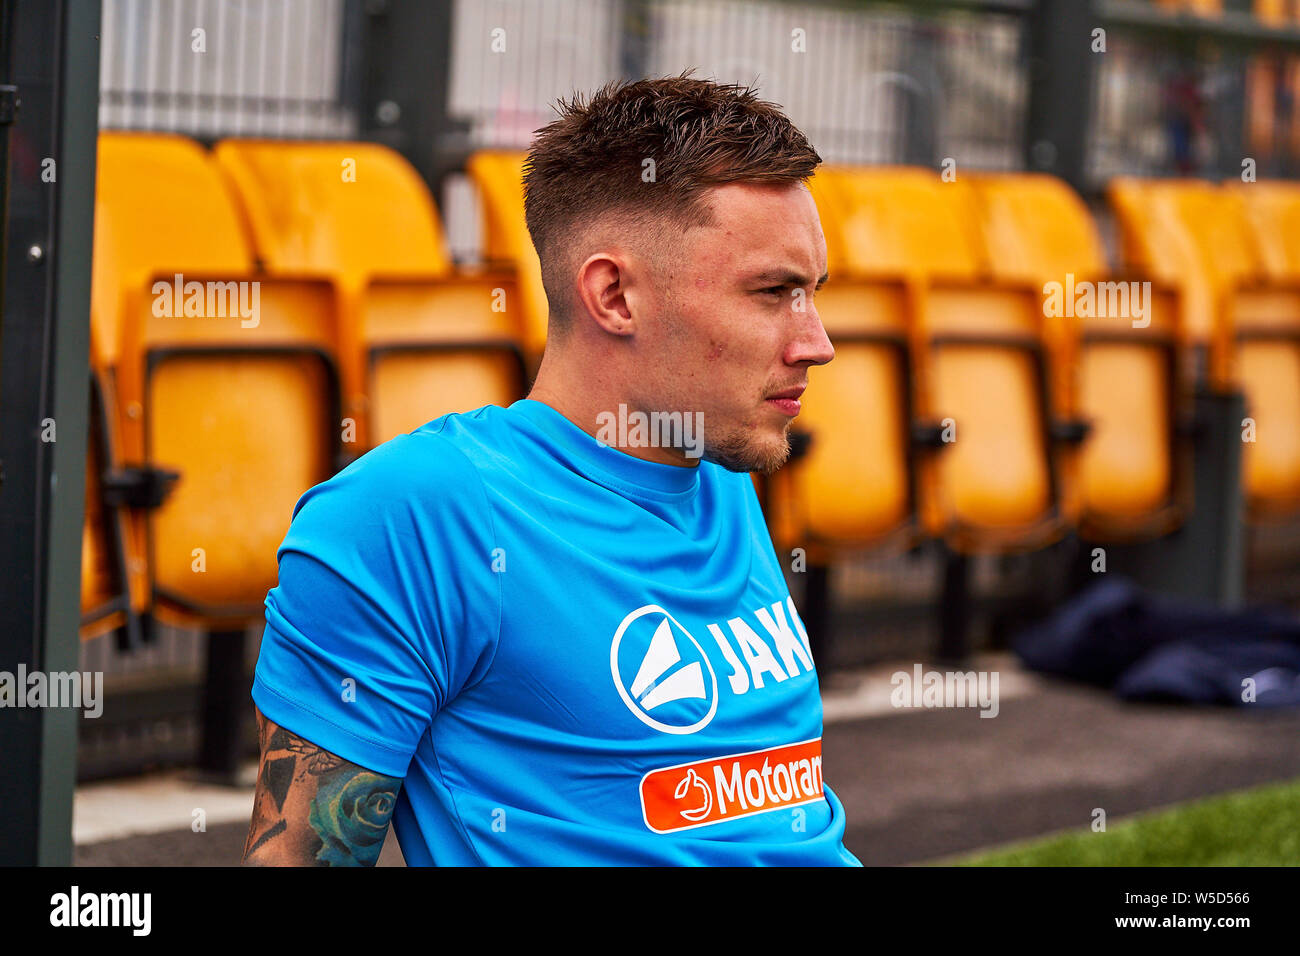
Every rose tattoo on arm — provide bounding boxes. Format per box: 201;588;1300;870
307;770;398;866
242;707;403;866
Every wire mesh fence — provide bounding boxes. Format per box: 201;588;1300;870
447;0;1028;167
97;0;359;138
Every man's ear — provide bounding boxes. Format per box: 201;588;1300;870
575;252;635;336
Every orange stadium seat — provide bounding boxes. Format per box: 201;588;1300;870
216;140;527;449
81;216;149;644
465;150;552;359
95;132;340;628
1113;177;1300;521
1222;178;1300;519
779;164;1094;663
1229;178;1300;280
821;166;1077;554
763;166;928;562
962;172;1190;542
1107;178;1242;389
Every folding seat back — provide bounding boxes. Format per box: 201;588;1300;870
965;173;1108;284
1173;186;1257;291
829;168;1066;553
1236;329;1300;517
217;141;524;449
1108;178;1244;387
1223;179;1300;518
1071;295;1187;538
920;291;1059;550
967;173;1188;541
94;137;250;367
118;278;341;627
833;166;982;282
1228;179;1300;282
1118;176;1300;520
87;137;248;636
96;132;340;627
363;272;525;444
213;140;452;281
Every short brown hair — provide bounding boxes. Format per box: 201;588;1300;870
522;71;822;334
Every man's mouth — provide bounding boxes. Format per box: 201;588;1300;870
764;385;805;417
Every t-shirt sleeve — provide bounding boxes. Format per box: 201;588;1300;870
252;429;502;778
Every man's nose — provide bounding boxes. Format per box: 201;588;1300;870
787;302;835;367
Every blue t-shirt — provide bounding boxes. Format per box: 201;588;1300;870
253;399;860;866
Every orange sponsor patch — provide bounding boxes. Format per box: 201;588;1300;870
640;738;825;833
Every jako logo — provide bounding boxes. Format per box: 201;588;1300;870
611;605;719;735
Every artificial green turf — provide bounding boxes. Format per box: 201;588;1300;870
939;776;1300;866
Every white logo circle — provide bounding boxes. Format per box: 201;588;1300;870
610;605;719;735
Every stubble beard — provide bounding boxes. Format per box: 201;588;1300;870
703;419;793;475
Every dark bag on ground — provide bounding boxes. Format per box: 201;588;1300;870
1012;576;1300;706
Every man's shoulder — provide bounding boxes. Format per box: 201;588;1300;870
290;404;514;531
342;404;510;488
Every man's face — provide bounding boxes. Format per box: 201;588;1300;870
634;181;834;474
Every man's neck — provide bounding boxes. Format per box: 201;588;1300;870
526;348;699;469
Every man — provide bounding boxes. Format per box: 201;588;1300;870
243;72;858;866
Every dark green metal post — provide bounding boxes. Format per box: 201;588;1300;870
0;0;101;866
1095;387;1246;607
358;0;470;199
1024;0;1096;191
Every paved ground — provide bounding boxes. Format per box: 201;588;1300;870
73;653;1300;866
826;675;1300;865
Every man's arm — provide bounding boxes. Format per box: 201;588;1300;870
242;705;404;866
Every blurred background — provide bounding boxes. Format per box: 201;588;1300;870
4;0;1300;866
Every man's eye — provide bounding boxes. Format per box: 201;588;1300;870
759;286;785;298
